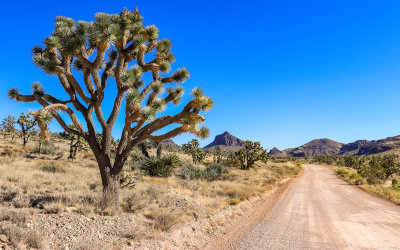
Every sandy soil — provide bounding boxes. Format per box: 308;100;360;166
219;164;400;249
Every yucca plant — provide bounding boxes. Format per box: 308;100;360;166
8;8;213;209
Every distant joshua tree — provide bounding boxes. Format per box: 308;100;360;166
17;112;37;146
234;140;269;170
0;115;17;140
8;8;212;209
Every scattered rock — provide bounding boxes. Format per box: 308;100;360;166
0;234;8;244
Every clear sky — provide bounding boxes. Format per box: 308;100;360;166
1;0;400;150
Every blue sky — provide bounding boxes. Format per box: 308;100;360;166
1;0;400;150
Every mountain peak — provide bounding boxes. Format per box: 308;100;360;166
204;131;243;149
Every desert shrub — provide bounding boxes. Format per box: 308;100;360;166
343;156;366;172
125;158;143;171
147;209;180;232
178;164;203;180
31;143;56;155
392;178;400;191
229;199;239;205
0;224;45;249
178;163;228;181
349;173;361;180
349;173;364;185
0;208;29;223
44;201;65;214
12;199;30;208
362;155;400;181
359;165;386;184
337;168;349;178
203;163;229;181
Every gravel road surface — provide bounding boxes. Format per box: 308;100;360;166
233;164;400;249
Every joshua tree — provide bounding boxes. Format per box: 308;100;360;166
233;140;268;170
213;146;224;163
17;112;37;146
8;8;212;209
182;139;206;163
0;115;17;140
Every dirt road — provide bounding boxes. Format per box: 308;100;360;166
231;164;400;249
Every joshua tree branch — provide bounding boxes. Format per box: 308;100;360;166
147;126;186;142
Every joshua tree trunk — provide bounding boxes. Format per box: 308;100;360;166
100;165;121;209
156;142;162;158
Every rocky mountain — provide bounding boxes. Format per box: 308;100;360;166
282;138;344;157
350;136;400;155
339;140;370;155
272;135;400;157
203;131;243;151
269;147;286;157
160;139;180;151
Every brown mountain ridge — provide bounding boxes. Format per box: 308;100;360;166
270;135;400;157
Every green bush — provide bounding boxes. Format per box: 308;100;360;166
359;165;386;185
229;199;239;205
178;163;228;181
392;178;400;190
203;163;229;181
178;164;203;180
31;143;56;155
337;168;349;178
392;178;399;187
349;173;361;180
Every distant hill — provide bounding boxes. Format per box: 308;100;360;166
160;139;180;151
269;147;286;157
203;131;243;152
282;138;344;157
270;135;400;157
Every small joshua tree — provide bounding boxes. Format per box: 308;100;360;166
233;140;268;170
0;115;17;140
60;124;86;161
8;8;212;209
182;139;206;163
17;112;37;146
213;146;224;163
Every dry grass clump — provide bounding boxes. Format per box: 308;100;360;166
43;200;65;214
0;207;30;223
40;161;68;173
145;208;181;232
0;224;45;249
